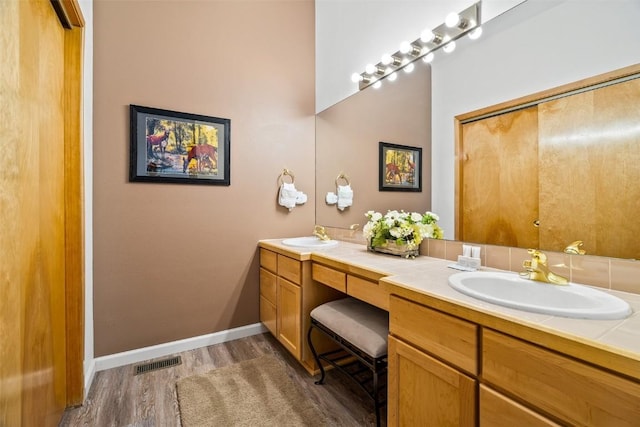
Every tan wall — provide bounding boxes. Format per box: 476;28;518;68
93;0;315;356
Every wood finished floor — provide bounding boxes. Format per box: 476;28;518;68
60;333;385;426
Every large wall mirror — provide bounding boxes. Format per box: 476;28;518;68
456;67;640;260
315;0;640;260
315;65;432;229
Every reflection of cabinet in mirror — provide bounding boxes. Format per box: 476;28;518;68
457;68;640;259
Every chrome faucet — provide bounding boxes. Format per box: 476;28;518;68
520;249;568;285
313;225;331;241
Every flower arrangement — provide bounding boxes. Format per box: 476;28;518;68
363;210;444;253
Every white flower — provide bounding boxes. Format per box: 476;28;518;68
389;227;403;239
363;222;375;240
385;210;400;220
410;212;423;222
426;211;439;221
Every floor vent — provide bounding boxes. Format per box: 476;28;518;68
134;356;182;375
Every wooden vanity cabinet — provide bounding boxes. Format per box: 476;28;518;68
388;295;478;426
259;248;344;373
260;249;301;357
387;292;640;427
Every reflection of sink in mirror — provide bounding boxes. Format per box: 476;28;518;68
448;272;632;320
281;237;339;249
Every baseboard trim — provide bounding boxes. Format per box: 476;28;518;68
93;323;268;373
83;358;96;400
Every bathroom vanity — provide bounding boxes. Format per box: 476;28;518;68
258;239;640;426
258;247;345;374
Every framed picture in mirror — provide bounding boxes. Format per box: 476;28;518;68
379;141;422;192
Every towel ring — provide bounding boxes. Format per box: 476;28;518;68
278;168;295;185
336;172;350;186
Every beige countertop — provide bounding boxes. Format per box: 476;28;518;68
259;239;640;381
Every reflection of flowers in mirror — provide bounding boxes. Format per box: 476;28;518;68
363;210;444;250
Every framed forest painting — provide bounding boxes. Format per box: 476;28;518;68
379;141;422;192
129;105;231;185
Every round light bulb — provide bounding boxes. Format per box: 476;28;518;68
443;41;456;53
373;81;382;89
399;41;412;54
420;29;435;43
351;72;362;83
381;53;393;65
388;72;398;82
445;12;460;28
365;64;376;75
404;63;415;73
468;27;483;40
422;52;434;63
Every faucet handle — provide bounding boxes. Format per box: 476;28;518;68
527;248;546;261
564;240;586;255
313;225;330;241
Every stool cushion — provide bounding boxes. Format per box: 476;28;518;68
310;297;389;358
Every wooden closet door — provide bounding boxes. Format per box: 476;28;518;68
459;106;539;248
538;78;640;259
0;0;83;424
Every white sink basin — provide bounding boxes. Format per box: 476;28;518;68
448;271;632;320
281;236;339;249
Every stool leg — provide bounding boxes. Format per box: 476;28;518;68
373;370;381;427
307;326;326;385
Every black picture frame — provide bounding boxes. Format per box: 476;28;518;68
129;104;231;185
379;141;422;192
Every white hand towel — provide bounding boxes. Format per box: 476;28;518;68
325;192;338;205
295;191;307;205
278;182;298;211
337;184;353;211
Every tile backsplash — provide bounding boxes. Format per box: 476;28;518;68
425;238;639;295
327;227;640;295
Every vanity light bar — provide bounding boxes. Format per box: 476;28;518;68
355;2;481;91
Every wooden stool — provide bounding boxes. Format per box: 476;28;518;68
307;297;389;426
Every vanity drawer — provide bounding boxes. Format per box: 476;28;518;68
347;275;388;310
480;385;560;427
259;267;277;305
482;329;640;426
259;248;277;273
389;295;478;375
277;254;301;285
312;263;346;292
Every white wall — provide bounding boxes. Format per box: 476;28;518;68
78;0;95;398
430;0;640;237
315;0;524;112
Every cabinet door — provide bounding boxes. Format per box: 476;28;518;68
277;277;301;359
388;336;476;427
480;385;560;427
